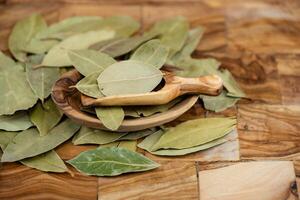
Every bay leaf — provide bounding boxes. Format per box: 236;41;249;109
0;131;18;151
201;91;239;112
1;119;80;162
176;58;221;77
0;111;33;131
218;69;246;98
67;49;116;76
171;27;204;63
36;16;103;40
90;32;158;58
23;39;59;55
151;117;236;151
8;14;46;61
99;16;140;38
0;58;38;115
26;54;60;101
119;128;157;140
117;140;137;152
149;16;189;57
138;129;227;156
130;39;169;69
20;150;67;173
30;98;63;136
95;107;125;131
100;141;120;147
67;147;159;176
75;72;103;98
97;60;163;96
42;30;115;67
72;126;127;145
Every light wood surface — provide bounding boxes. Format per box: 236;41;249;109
0;0;300;199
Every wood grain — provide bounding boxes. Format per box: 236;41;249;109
276;55;300;105
198;161;298;200
238;104;300;158
0;162;98;200
98;161;198;200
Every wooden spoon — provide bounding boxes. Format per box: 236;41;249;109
82;72;223;107
52;69;199;132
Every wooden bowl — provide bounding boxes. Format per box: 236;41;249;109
51;70;198;132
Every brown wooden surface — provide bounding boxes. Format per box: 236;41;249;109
1;0;300;199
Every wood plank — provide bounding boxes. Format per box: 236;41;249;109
142;3;226;53
276;55;300;105
198;161;298;200
226;0;300;54
0;162;98;200
144;129;239;161
238;104;300;158
98;161;198;200
0;3;60;51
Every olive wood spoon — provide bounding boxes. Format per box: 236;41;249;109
82;73;223;107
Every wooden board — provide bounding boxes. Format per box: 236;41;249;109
0;0;300;199
198;161;298;200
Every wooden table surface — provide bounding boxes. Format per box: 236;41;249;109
1;0;300;199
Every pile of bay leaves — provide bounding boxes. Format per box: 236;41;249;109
0;14;244;176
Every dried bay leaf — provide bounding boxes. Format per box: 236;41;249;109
151;117;236;151
0;131;18;151
218;69;246;98
149;16;189;57
138;129;227;156
30;98;63;136
42;30;115;67
201;91;239;112
1;119;80;162
130;39;169;69
67;147;159;176
20;150;67;173
171;27;204;63
119;128;157;140
0;111;33;131
8;14;47;62
68;49;116;76
26;54;60;101
0;55;38;115
75;72;103;98
95;107;125;131
97;60;163;96
23;39;59;55
36;16;104;40
117;140;137;152
72;126;127;145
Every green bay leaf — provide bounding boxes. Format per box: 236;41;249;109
97;60;163;96
68;49;116;76
119;128;157;140
75;72;103;98
130;39;169;69
218;69;246;98
151;117;236;151
30;98;63;136
0;111;33;131
201;91;239;112
1;119;80;162
36;16;103;40
0;131;18;151
67;147;159;176
20;150;67;173
95;107;124;131
72;126;127;145
26;54;60;101
138;129;228;156
117;140;137;152
42;30;115;67
8;14;47;61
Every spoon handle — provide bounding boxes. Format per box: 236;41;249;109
177;75;223;96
